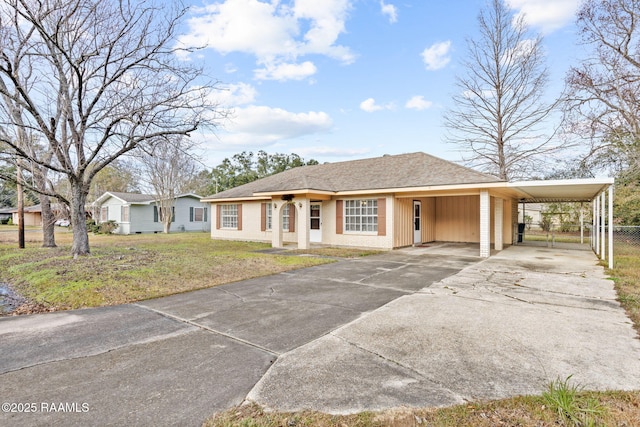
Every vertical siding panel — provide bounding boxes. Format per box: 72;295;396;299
435;196;482;243
423;197;436;242
393;198;414;247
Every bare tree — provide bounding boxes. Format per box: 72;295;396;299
444;0;560;180
0;0;222;256
138;136;199;233
564;0;640;178
0;67;57;247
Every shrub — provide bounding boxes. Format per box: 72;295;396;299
87;219;118;234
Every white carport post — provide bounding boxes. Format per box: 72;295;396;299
593;195;599;255
608;185;614;269
601;191;606;260
296;199;310;250
580;203;584;244
480;190;490;257
272;201;284;248
494;197;503;251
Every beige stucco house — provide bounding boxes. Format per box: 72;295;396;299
202;152;614;259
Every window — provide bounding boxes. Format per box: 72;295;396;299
221;204;238;228
282;205;290;231
265;203;290;230
190;207;207;222
154;206;175;222
344;199;378;232
266;203;272;230
100;206;108;222
121;206;129;222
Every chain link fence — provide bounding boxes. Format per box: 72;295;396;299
613;226;640;249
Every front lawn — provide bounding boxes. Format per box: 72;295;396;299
607;241;640;336
0;229;360;312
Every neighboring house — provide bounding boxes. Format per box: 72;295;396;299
0;207;13;224
202;152;613;258
518;203;544;229
94;192;210;234
10;204;43;226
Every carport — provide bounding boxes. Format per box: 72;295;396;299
505;178;615;268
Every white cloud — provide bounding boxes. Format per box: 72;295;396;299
506;0;580;33
220;105;333;146
214;82;257;107
254;61;317;81
179;0;354;80
405;95;433;111
359;97;395;112
380;1;398;24
421;41;451;71
360;98;382;112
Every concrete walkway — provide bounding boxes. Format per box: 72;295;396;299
1;243;639;426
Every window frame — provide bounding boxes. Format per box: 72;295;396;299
100;206;108;222
121;205;130;222
344;199;378;233
265;203;290;231
193;207;204;222
221;204;238;229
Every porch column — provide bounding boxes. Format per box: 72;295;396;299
272;201;284;248
594;196;599;255
480;190;490;258
580;203;584;244
601;191;606;260
608;185;614;269
296;198;310;250
494;197;503;251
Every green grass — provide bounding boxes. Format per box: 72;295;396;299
542;376;604;426
0;230;380;310
605;241;640;336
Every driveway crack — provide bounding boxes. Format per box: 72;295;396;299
329;333;464;400
135;304;279;357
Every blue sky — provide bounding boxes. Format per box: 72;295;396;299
177;0;584;168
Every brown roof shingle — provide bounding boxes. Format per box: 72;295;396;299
206;152;503;199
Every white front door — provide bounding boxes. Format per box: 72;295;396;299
413;200;421;244
310;203;322;243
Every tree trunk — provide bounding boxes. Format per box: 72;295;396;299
163;218;171;233
40;194;57;248
70;181;90;257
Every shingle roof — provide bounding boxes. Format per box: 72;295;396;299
96;192;204;205
107;192;156;203
206;152;503;199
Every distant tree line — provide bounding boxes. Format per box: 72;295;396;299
206;150;318;194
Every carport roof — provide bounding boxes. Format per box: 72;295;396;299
507;178;615;203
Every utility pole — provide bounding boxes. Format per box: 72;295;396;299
16;162;24;249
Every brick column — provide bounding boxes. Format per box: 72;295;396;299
480;190;490;258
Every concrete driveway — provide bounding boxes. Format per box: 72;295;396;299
1;243;639;426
